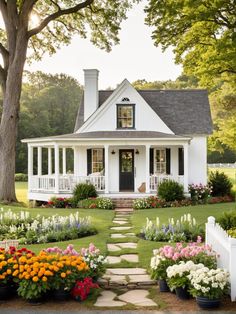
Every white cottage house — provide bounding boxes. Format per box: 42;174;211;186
22;69;212;201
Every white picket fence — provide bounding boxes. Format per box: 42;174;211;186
0;240;19;250
206;216;236;301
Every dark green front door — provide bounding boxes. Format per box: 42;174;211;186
119;149;134;191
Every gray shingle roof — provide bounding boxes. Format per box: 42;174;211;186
74;89;212;135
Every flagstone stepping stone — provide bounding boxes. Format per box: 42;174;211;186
125;232;135;236
110;226;132;231
110;233;127;238
108;275;128;285
107;244;121;252
120;254;139;263
106;268;146;275
129;274;155;284
112;220;128;225
113;217;129;221
118;290;157;306
116;242;137;249
105;256;121;264
94;291;126;307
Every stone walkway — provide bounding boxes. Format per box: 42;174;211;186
95;208;157;308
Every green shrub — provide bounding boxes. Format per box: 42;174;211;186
73;183;97;203
208;171;233;196
15;173;28;182
158;180;184;201
217;210;236;230
97;198;113;209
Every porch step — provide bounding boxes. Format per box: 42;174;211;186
112;198;135;208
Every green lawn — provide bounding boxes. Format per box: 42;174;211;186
15;181;28;205
132;202;236;268
2;199;236;269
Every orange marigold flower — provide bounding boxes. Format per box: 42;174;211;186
60;272;66;278
32;276;39;282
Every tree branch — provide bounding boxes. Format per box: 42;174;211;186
28;0;94;38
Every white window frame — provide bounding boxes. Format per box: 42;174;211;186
92;148;103;173
154;148;166;174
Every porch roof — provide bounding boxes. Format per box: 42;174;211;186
22;131;191;144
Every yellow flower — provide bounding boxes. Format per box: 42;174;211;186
6;269;12;275
12;270;19;277
42;276;47;282
60;272;66;278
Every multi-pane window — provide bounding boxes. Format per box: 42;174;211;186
117;105;134;129
92;149;103;173
155;149;166;174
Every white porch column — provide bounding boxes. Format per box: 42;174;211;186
104;144;109;194
183;143;189;193
28;144;33;191
48;148;52;175
54;144;60;193
62;147;67;175
145;144;150;193
37;147;42;176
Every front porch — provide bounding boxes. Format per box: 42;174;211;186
26;138;190;201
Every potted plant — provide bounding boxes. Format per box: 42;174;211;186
150;251;174;292
166;261;204;300
188;267;229;309
48;253;89;301
0;248;14;300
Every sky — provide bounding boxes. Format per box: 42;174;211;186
28;1;182;89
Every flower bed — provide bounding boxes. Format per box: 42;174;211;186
133;190;233;210
141;213;204;242
0;208;96;244
47;197;113;209
150;241;229;309
0;244;104;302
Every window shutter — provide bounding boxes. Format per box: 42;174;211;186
87;149;92;175
178;148;184;175
102;148;105;172
166;148;171;175
150;148;154;175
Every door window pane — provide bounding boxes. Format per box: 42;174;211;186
121;152;133;172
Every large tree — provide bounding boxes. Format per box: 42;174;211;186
0;0;138;202
145;0;236;88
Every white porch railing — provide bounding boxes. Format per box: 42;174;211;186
206;216;236;302
149;174;184;192
30;175;105;193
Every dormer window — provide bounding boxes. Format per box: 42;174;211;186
117;104;135;129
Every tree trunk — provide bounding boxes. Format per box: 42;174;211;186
0;37;28;202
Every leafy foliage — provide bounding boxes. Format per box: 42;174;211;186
217;210;236;230
158;180;184;202
145;0;236;88
209;171;233;196
73;183;98;203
